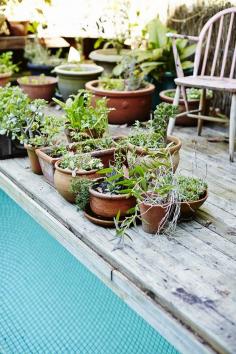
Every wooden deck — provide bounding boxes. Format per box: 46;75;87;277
0;123;236;354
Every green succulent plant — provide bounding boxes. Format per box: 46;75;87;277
0;51;19;74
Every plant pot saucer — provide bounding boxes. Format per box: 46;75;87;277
84;206;125;228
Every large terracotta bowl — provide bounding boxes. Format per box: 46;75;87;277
17;76;58;101
85;80;155;125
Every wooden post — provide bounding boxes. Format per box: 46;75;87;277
197;89;206;136
229;94;236;162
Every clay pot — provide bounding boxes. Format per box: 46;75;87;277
54;160;99;203
85;80;155;125
54;64;104;100
128;135;182;172
0;72;12;87
91;147;116;168
24;144;42;175
8;20;29;36
159;89;210;126
89;183;136;218
179;191;208;218
139;198;170;234
17;76;58;101
36;147;61;186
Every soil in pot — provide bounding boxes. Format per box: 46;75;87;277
179;190;208;218
17;76;58;101
24;144;42;175
54;160;99;203
139;198;170;234
54;64;104;100
0;72;12;87
36;147;63;186
85;80;155;125
89;179;136;218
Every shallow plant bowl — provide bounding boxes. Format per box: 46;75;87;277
17;76;57;101
179;191;208;218
84;206;125;228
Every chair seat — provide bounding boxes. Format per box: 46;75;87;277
175;76;236;92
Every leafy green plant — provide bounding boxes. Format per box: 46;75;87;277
70;178;92;210
73;136;115;153
134;17;196;80
165;88;213;100
177;175;207;201
24;39;64;66
152;103;178;143
98;77;125;91
18;75;53;85
48;144;68;158
53;90;110;138
0;85;64;146
0;51;19;74
59;153;103;174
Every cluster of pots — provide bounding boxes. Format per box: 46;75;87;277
23;132;207;234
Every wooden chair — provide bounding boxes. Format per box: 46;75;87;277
167;7;236;161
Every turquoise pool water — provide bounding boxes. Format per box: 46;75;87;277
0;189;179;354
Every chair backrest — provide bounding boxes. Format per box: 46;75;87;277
194;7;236;78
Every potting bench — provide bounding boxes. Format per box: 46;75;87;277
0;123;236;354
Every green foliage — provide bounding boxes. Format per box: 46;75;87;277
19;75;52;85
74;136;115;153
0;51;18;74
135;17;196;80
59;153;103;173
152;103;178;142
48;145;67;158
165;88;213;100
70;178;92;210
112;55;146;91
0;85;64;146
177;175;207;201
98;77;125;91
94;37;125;55
53;90;110;137
24;39;63;66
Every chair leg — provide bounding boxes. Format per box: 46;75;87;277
197;89;206;136
229;94;236;162
167;85;180;136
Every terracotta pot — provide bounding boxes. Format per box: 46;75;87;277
89;183;136;218
85;80;155;125
24;144;42;175
179;191;208;218
128;135;182;172
8;20;29;36
89;48;131;74
91;147;116;168
54;160;99;203
36;147;61;186
139;198;170;234
159;89;210;126
0;72;12;87
17;76;57;101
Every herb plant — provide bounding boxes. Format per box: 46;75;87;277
177;175;207;201
165;88;213;100
24;39;63;66
0;51;19;74
70;178;92;210
54;90;110;138
59;153;103;174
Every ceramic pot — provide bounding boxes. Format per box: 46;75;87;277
36;147;61;186
8;20;29;36
89;48;130;74
17;76;58;101
54;64;103;100
139;198;170;234
128;135;182;172
0;72;12;87
27;63;55;76
86;80;155;125
24;144;42;174
89;183;136;218
54;160;99;203
179;191;208;218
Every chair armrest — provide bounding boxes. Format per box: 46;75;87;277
166;32;199;42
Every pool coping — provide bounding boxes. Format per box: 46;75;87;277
0;168;217;354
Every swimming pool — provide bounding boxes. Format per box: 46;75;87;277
0;188;179;354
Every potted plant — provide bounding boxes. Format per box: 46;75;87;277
54;153;103;203
127;103;181;171
54;63;103;100
54;89;110;142
24;38;64;76
135;17;196;108
17;75;58;101
160;88;212;126
177;175;208;217
0;87;63;174
0;51;19;86
86;55;155;124
36;144;67;186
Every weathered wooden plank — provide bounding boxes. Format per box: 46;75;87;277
0;157;236;354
